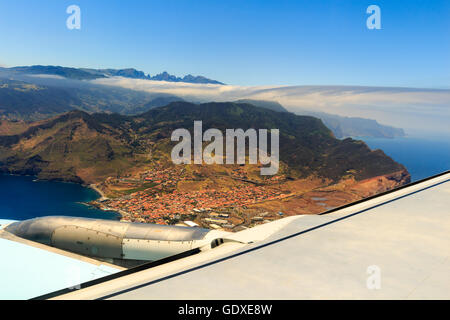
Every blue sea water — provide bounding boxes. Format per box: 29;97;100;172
356;135;450;182
0;174;120;221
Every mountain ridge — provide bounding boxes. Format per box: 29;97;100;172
296;110;405;139
0;102;410;225
1;65;224;84
0;102;409;185
0;78;185;120
0;77;407;140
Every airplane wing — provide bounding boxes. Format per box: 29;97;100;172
0;220;123;300
1;171;449;300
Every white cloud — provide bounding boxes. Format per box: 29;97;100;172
26;74;66;79
91;77;450;134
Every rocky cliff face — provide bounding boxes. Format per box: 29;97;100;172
349;169;411;198
247;169;411;216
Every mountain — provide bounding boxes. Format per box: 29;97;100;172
232;100;404;138
0;110;134;183
0;74;406;141
296;110;406;139
125;94;186;114
0;102;409;185
1;66;224;84
150;71;224;84
141;94;186;109
234;99;288;113
6;66;104;80
0;78;184;120
0;78;149;120
88;68;148;79
0;79;78;119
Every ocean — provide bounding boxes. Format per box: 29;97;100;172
0;174;120;221
356;135;450;182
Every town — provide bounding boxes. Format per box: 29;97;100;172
91;163;291;231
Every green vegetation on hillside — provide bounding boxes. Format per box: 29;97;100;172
0;79;175;120
0;102;407;184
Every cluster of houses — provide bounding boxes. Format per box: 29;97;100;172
96;163;290;229
100;179;288;227
140;166;185;189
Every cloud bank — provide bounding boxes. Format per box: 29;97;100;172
92;77;450;134
27;74;67;80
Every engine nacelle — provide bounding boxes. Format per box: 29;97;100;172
5;216;231;265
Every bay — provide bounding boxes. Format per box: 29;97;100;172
0;174;120;221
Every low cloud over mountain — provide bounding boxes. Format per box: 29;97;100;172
92;77;450;134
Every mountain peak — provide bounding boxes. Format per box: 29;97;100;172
149;71;224;85
4;65;224;84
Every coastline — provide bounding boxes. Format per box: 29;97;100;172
87;184;124;221
88;184;109;201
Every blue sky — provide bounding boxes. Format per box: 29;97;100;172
0;0;448;87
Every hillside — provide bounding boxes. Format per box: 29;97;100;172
6;65;104;80
0;102;410;227
233;100;405;138
0;102;408;184
234;99;288;113
0;79;180;120
0;74;406;141
296;110;405;139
